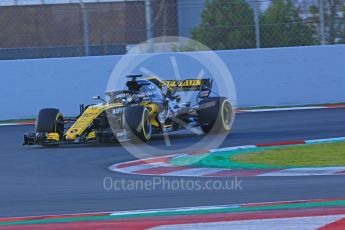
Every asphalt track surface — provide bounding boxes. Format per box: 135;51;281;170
1;108;345;218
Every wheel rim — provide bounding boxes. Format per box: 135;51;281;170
221;100;232;131
142;110;152;140
55;113;64;138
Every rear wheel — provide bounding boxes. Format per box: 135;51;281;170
35;108;64;138
124;106;152;142
197;97;233;134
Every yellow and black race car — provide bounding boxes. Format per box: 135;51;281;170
23;75;233;146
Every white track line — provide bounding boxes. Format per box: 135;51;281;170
210;145;257;152
116;164;158;173
163;168;226;176
259;167;345;176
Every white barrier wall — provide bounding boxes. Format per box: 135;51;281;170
0;45;344;120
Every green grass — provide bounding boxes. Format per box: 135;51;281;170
169;142;345;169
232;142;345;167
0;118;35;124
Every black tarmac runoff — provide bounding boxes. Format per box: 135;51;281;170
1;108;345;218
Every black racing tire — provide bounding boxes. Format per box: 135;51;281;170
124;106;152;142
197;97;233;134
35;108;64;137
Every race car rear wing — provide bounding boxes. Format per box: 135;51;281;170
146;77;212;90
162;79;212;92
146;77;212;98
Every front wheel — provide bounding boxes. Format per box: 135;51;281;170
197;97;234;134
124;106;152;142
35;108;64;137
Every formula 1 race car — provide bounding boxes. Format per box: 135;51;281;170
23;75;234;146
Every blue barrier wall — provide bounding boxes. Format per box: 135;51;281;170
0;45;344;119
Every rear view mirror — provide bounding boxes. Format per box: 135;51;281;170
92;95;107;104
